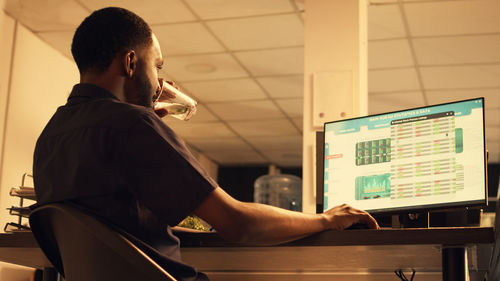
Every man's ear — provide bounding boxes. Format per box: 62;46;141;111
123;50;137;78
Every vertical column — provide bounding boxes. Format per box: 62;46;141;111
442;247;467;281
303;0;368;213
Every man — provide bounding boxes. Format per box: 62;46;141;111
33;7;378;281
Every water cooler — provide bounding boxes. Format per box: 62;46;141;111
254;174;302;211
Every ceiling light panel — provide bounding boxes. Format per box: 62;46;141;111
161;53;248;81
5;0;89;32
206;100;285;121
368;4;406;40
182;78;267;103
413;35;500;65
275;98;303;117
153;23;224;56
405;1;500;36
207;14;303;50
420;65;500;89
235;47;304;76
257;75;303;98
185;0;294;20
368;68;420;93
228;119;298;137
368;91;425;115
369;39;413;69
78;0;196;24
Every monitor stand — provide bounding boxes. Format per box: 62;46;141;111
392;212;430;228
430;209;482;227
391;209;482;228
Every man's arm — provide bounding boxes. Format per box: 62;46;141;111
193;187;378;246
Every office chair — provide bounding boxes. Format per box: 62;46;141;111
29;203;177;281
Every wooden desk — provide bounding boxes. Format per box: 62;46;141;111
0;231;51;269
0;227;495;281
177;227;495;281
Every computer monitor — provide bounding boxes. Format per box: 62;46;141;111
322;98;487;215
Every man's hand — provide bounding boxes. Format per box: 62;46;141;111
323;204;379;230
153;78;177;118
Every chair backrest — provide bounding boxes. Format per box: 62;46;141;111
29;203;177;281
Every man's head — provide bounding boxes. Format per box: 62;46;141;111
72;7;163;107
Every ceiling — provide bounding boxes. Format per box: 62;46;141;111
3;0;500;167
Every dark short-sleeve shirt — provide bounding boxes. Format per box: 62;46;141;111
33;83;217;280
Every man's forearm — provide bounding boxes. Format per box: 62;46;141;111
194;187;378;246
233;201;328;245
194;188;326;245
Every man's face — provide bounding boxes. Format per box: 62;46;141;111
125;34;163;107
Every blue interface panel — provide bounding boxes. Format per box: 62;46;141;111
323;98;486;213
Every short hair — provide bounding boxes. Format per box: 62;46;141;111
71;7;153;74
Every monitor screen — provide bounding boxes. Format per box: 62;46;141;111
323;98;487;214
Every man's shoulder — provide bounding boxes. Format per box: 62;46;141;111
80;97;162;125
98;101;176;141
90;98;151;118
39;98;162;140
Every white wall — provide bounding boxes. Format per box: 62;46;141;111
0;4;13;181
0;17;78;231
0;11;79;279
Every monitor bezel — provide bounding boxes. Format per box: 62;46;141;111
321;97;488;215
